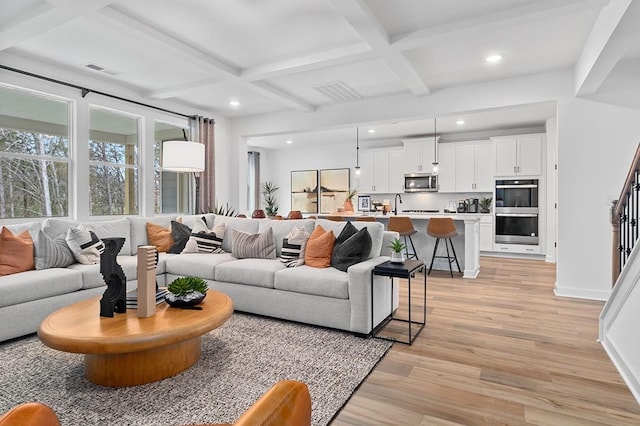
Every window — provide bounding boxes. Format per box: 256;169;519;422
154;122;189;214
0;85;70;218
89;107;139;215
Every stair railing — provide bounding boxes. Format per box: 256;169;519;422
612;142;640;285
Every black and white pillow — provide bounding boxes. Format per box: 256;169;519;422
65;227;105;265
168;221;192;254
280;226;310;267
182;218;225;254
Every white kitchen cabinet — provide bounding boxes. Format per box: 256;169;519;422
403;139;435;174
494;135;543;177
479;216;493;251
444;141;494;193
358;148;402;194
437;143;456;192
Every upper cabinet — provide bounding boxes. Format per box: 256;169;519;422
493;134;543;177
437;141;493;193
358;148;404;194
403;138;435;174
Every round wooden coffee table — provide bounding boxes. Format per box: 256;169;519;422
38;290;233;387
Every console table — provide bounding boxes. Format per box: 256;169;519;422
371;259;426;345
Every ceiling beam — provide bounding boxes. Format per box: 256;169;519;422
145;77;222;100
92;5;314;112
0;0;116;51
393;0;609;50
328;0;430;96
574;0;640;96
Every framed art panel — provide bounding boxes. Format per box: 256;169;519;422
291;170;318;214
357;195;371;212
319;168;350;214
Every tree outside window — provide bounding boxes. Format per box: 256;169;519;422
0;85;69;218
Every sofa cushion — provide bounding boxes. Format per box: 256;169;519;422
274;266;348;299
304;225;335;268
258;219;315;257
66;228;104;264
315;219;384;259
0;228;35;276
213;216;260;252
331;223;372;272
41;218;78;239
182;219;225;253
66;255;139;290
179;214;215;229
215;258;285;288
164;252;235;281
79;218;132;255
0;268;83;308
0;221;41;240
232;228;276;259
281;226;310;268
34;230;75;270
146;222;173;252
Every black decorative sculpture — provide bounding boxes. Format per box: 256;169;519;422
99;237;127;317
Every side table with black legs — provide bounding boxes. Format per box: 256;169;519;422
370;259;426;345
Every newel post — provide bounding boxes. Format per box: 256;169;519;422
611;200;620;287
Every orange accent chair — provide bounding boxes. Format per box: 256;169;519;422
251;209;266;219
287;210;303;220
0;381;311;426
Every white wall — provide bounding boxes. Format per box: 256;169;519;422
556;98;640;300
545;117;558;263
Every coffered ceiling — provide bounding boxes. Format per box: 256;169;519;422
1;0;639;145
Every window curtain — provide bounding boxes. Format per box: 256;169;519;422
189;116;215;212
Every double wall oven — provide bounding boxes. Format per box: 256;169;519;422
495;179;539;245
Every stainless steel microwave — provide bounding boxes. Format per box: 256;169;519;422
404;173;438;192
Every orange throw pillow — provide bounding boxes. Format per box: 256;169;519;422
0;228;35;276
304;225;336;268
146;222;174;252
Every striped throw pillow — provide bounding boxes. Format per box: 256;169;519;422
280;226;310;267
34;230;75;269
182;222;226;254
232;228;276;259
65;227;105;265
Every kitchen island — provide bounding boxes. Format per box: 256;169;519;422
317;212;483;279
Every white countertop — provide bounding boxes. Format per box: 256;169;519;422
318;212;488;221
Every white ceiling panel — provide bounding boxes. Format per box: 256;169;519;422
11;17;211;90
0;0;50;29
267;58;407;105
404;8;598;89
114;0;362;69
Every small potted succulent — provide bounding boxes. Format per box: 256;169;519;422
387;238;407;263
165;276;208;307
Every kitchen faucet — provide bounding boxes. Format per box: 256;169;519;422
393;193;403;215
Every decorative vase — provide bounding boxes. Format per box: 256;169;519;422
390;251;405;263
164;291;207;308
343;199;354;212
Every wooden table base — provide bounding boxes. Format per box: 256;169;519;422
85;337;202;387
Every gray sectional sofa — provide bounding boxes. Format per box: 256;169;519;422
0;215;398;342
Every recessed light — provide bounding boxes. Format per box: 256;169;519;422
486;54;502;63
285;140;292;144
456;120;465;125
229;100;240;107
368;129;376;134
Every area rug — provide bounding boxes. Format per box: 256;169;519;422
0;313;391;425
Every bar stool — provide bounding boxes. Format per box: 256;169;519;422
387;216;418;260
426;218;461;278
287;210;303;219
326;215;343;221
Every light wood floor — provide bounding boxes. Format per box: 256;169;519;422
332;257;640;425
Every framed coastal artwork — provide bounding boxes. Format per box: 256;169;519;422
319;168;350;214
291;170;318;214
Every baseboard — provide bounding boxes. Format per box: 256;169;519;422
553;283;610;301
601;336;640;406
463;266;479;279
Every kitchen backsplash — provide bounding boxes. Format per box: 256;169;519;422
365;192;493;212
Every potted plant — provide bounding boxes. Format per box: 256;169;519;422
479;196;493;213
165;276;208;307
387;238;407;263
261;181;279;217
344;188;357;212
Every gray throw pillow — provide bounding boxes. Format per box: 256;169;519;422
34;229;76;269
232;228;276;259
168;221;191;254
331;222;372;272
